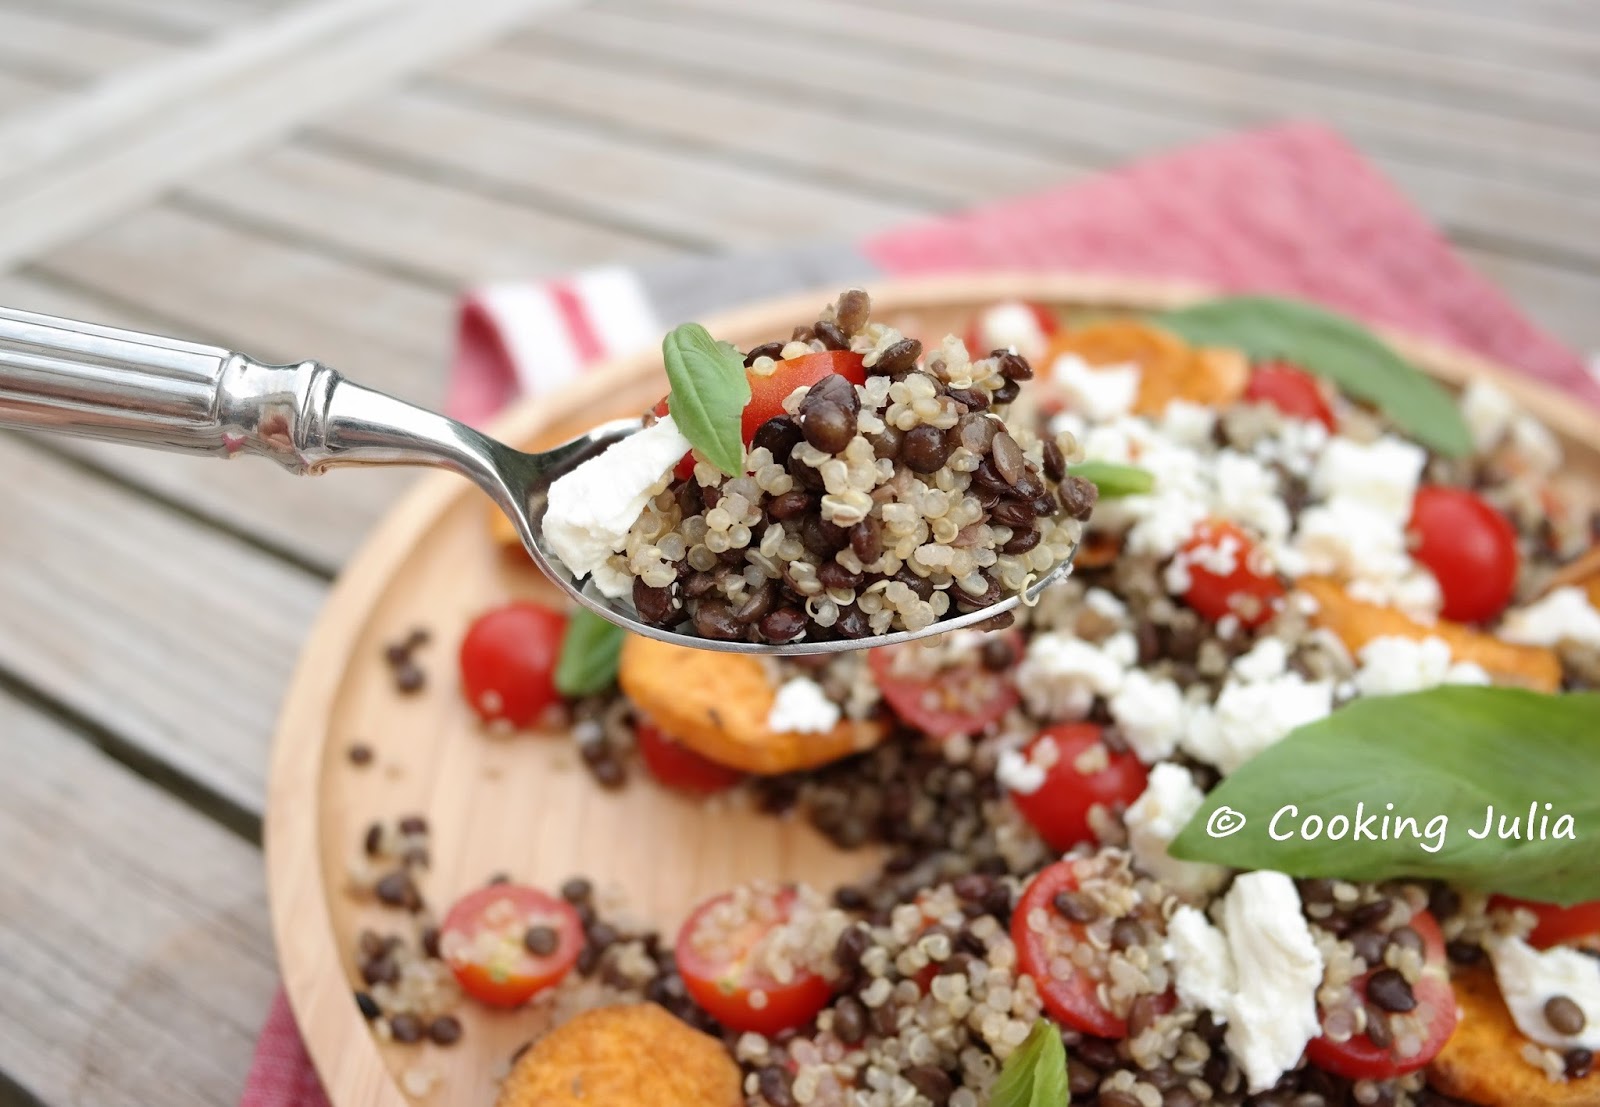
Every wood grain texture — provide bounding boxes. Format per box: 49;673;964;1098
0;430;327;819
269;276;1600;1107
311;88;923;250
0;686;276;1107
0;6;173;83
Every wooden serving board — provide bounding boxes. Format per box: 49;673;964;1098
265;274;1600;1107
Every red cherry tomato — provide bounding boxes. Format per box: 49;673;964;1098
868;631;1022;738
743;350;865;443
675;885;833;1035
1178;519;1285;630
1407;486;1519;623
963;300;1058;361
1007;723;1148;853
1243;361;1336;431
440;884;584;1007
652;350;866;479
1014;859;1171;1037
1305;910;1456;1080
1490;896;1600;949
459;602;568;727
635;720;743;795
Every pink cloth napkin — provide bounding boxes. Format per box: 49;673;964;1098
241;121;1593;1107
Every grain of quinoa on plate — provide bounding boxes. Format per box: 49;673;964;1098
371;295;1600;1107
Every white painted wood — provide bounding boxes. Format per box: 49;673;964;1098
0;0;583;270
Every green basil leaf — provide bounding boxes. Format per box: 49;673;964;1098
1159;296;1472;458
1068;460;1155;498
990;1019;1068;1107
662;322;751;477
554;609;626;698
1169;687;1600;905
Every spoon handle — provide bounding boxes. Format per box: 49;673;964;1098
0;304;492;477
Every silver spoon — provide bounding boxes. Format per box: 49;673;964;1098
0;305;1075;654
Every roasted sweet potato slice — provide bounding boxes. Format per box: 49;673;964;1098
1296;576;1562;692
497;1003;741;1107
1428;967;1599;1106
617;635;886;774
1044;320;1249;416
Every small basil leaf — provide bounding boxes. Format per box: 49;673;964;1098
1170;687;1600;906
554;609;626;698
662;322;750;476
1068;460;1155;498
1159;296;1472;458
990;1019;1068;1107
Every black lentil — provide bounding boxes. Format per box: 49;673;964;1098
833;995;869;1045
758;1064;797;1107
1366;968;1417;1012
759;607;806;642
1058;474;1098;520
428;1015;462;1046
560;876;592;904
744;341;785;366
814;320;849;351
632;578;678;627
1547;994;1587;1035
355;990;381;1020
870;338;921;375
524;925;559;956
388;1013;423;1044
904;1065;953;1106
347;743;373;766
902;424;952;473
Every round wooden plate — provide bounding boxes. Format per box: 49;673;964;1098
266;274;1600;1107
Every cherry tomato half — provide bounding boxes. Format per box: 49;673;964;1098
1407;485;1519;624
675;885;833;1035
963;300;1058;362
1490;896;1600;949
868;631;1022;739
1014;859;1171;1037
653;350;866;479
1178;519;1285;630
1007;723;1148;853
440;884;584;1007
1243;361;1336;431
459;602;568;727
636;720;744;795
1305;910;1457;1081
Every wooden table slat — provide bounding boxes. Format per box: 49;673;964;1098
314;87;923;250
602;0;1600;195
426;44;1078;208
0;431;328;819
0;6;176;83
0;687;274;1107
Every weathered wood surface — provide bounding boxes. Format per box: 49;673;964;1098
0;0;1597;1103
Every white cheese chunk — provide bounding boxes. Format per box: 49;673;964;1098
1499;586;1600;650
976;301;1050;361
1014;631;1134;721
996;747;1047;796
1182;671;1333;775
1049;352;1141;421
1310;435;1426;523
1461;378;1517;453
1490;936;1600;1051
543;415;691;597
1125;764;1230;899
1352;635;1491;696
766;677;841;734
1109;670;1186;762
1167;874;1325;1092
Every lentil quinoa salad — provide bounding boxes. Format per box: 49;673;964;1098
541;290;1094;643
352;294;1600;1107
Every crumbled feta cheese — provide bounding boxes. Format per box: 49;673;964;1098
1015;632;1133;720
1251;417;1329;480
1490;936;1600;1051
766;677;840;734
1165;873;1325;1093
996;747;1047;796
1167;905;1234;1012
1049;353;1141;421
1125;764;1229;898
1160;401;1217;449
544;415;691;597
1212;450;1289;543
1232;637;1289;683
975;301;1050;361
1109;670;1186;762
1352;635;1492;696
1461;378;1517;453
1310;436;1427;522
1510;413;1562;474
1499;586;1600;649
1182;672;1333;775
1083;587;1129;625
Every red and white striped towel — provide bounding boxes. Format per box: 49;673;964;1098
243;120;1595;1107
